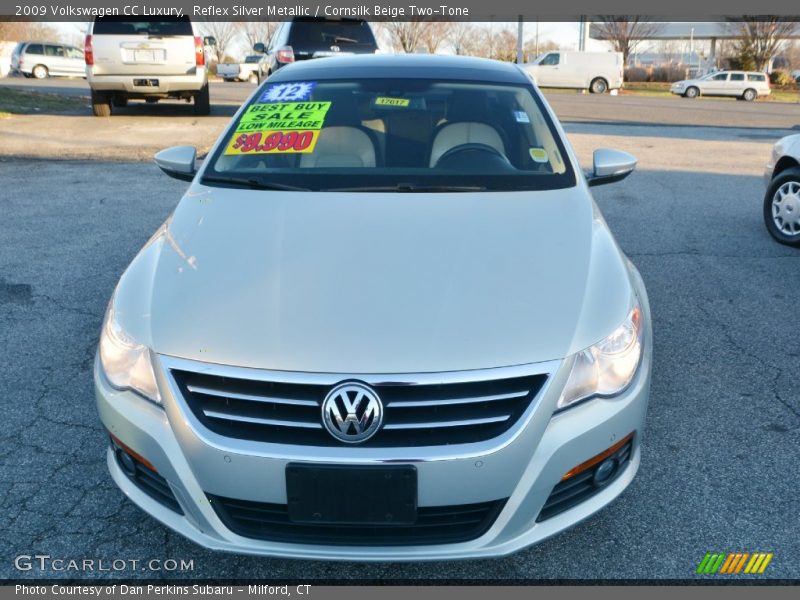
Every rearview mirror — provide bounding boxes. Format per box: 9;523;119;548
586;148;637;187
253;42;267;54
203;36;217;47
154;146;197;182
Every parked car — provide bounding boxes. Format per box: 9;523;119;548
95;54;652;560
762;134;800;247
670;70;770;101
10;41;85;79
84;17;216;117
217;55;267;83
251;17;378;79
524;51;624;94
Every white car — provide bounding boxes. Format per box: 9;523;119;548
670;70;770;101
94;55;652;560
763;134;800;246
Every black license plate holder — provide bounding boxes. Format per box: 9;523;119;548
286;464;417;525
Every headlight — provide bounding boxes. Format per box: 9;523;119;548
98;301;161;404
557;300;643;411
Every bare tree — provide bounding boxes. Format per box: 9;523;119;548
447;21;477;55
0;21;57;41
419;22;453;54
378;21;428;53
238;21;278;52
199;21;238;63
728;17;799;71
593;17;661;66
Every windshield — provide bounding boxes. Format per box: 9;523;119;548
288;19;376;48
204;78;575;192
93;17;193;36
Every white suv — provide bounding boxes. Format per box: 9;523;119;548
85;17;215;116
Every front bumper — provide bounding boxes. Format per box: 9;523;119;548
95;282;652;560
87;71;206;95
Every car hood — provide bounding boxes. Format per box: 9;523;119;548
115;185;634;373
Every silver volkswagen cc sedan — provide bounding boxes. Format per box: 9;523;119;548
95;55;652;560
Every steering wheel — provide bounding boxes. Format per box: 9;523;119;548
435;143;510;168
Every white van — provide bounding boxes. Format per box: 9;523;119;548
525;51;624;94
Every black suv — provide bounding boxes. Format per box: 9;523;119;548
253;18;378;81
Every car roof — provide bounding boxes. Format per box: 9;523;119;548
268;54;531;85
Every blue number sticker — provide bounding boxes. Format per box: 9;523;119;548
259;82;316;103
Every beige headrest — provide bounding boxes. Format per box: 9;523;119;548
300;127;376;168
429;122;505;167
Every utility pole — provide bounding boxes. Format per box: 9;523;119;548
516;16;524;64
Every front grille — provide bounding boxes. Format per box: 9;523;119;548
113;446;183;515
208;494;507;545
171;369;548;447
536;438;633;522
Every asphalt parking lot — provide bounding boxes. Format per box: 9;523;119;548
1;87;799;580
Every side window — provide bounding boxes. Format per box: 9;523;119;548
540;53;560;66
25;43;43;55
729;73;745;81
67;47;83;59
712;73;728;81
747;73;765;82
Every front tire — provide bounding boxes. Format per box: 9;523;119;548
91;90;111;117
248;72;259;84
194;84;210;115
684;86;699;98
32;64;48;79
589;77;608;94
742;88;757;102
763;166;800;247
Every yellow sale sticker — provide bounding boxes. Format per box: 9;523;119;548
374;97;410;107
529;147;548;163
236;102;331;132
224;130;320;155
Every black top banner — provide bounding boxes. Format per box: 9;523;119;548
2;0;800;21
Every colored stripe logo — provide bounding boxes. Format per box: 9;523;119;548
697;552;773;574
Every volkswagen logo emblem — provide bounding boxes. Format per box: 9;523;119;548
321;382;383;443
330;45;340;52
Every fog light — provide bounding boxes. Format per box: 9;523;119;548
562;432;634;481
116;448;137;476
592;457;617;487
109;432;157;473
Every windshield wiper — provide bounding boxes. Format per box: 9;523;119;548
324;184;487;193
201;176;309;191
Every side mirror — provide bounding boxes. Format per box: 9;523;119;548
203;36;217;47
155;146;197;182
253;42;267;54
586;148;637;187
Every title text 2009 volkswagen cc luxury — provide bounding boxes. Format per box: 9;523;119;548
95;55;652;560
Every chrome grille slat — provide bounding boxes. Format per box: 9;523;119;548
187;384;318;407
382;415;510;430
388;390;528;408
203;410;322;429
168;358;552;448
